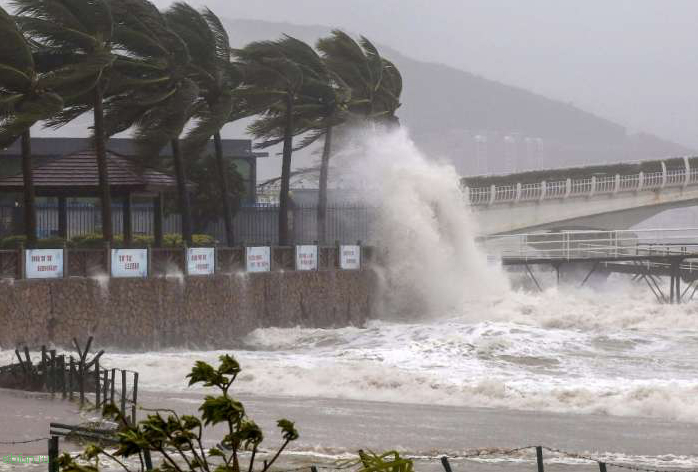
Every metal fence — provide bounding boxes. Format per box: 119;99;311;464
0;202;375;245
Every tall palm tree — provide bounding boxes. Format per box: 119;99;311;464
0;6;63;246
167;3;242;246
104;0;198;245
235;36;327;245
13;0;117;243
311;31;387;243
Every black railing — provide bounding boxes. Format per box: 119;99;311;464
0;203;376;245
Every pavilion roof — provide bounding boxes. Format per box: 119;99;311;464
0;149;184;195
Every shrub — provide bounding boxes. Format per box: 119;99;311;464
163;233;217;247
0;235;66;249
0;235;27;249
70;233;117;248
57;355;298;472
36;236;67;248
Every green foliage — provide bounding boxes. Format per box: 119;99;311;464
67;233;215;248
353;451;414;472
184;154;246;233
0;235;66;249
162;233;217;248
57;354;299;472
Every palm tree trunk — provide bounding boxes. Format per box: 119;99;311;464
317;125;332;245
171;139;193;245
278;94;294;246
93;84;113;243
214;132;234;246
20;130;37;246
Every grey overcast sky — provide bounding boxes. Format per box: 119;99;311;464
144;0;697;148
2;0;694;147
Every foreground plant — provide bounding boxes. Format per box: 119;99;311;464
57;354;298;471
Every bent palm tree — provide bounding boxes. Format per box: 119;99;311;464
104;0;198;245
0;6;63;245
235;36;327;245
312;31;386;242
168;3;242;246
13;0;117;242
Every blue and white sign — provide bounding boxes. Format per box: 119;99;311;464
187;247;215;275
245;246;271;272
25;249;63;279
111;249;148;278
295;245;318;271
339;245;361;270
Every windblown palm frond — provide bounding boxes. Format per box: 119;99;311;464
0;5;63;146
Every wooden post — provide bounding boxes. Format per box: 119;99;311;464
94;358;101;409
110;368;116;405
121;369;127;420
105;241;111;277
41;346;47;390
311;467;318;472
144;449;153;471
63;242;69;278
49;349;56;395
154;193;164;248
536;446;544;472
68;356;74;401
60;356;66;399
48;436;59;472
599;462;607;472
58;196;68;240
147;244;152;278
103;369;109;405
18;242;25;279
123;193;133;246
440;457;453;472
131;372;139;424
183;243;189;276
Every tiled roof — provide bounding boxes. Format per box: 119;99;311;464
0;149;182;192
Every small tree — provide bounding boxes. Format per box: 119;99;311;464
57;354;298;472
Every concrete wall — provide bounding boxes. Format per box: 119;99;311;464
0;271;376;350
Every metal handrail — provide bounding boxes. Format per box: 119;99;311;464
482;228;698;261
466;161;695;206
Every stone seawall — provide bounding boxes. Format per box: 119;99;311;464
0;270;376;350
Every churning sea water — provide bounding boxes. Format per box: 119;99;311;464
4;128;698;470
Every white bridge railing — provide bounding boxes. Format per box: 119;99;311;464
466;160;698;206
482;228;698;262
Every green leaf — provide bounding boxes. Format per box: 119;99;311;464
277;419;299;441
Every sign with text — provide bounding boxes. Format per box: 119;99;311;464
111;249;148;278
339;245;361;270
295;245;318;271
187;247;215;275
25;249;63;279
245;246;271;272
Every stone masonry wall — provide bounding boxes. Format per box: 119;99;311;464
0;270;376;350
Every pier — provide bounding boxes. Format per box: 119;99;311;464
483;228;698;303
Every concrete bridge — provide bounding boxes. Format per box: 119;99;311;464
464;156;698;235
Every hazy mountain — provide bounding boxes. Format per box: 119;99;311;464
224;18;695;177
23;17;694;183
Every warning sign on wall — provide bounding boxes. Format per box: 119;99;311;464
339;245;361;270
111;249;148;278
187;247;215;275
295;245;318;271
25;249;63;279
245;246;271;272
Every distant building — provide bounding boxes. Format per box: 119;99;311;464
0;137;267;203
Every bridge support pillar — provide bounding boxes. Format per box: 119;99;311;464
669;259;683;304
